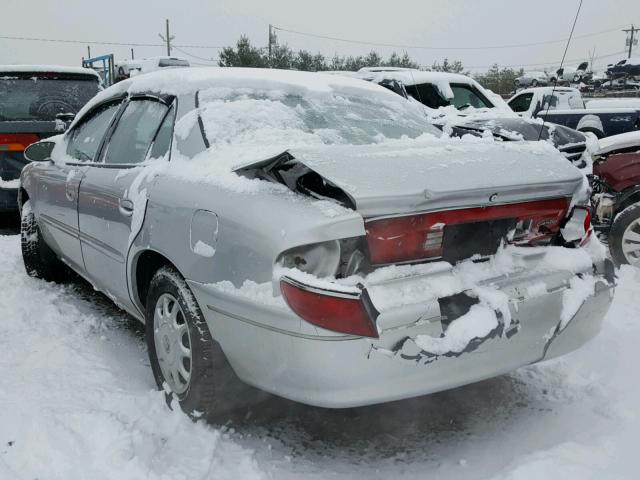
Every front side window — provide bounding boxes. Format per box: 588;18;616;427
449;84;492;109
508;92;534;113
66;102;121;162
101;99;168;165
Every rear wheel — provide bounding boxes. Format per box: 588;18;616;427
609;203;640;267
145;266;256;420
21;200;66;281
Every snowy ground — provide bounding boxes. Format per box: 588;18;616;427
0;229;638;479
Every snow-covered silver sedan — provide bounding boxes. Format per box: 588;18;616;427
18;68;614;417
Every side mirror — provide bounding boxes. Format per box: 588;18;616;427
24;141;56;162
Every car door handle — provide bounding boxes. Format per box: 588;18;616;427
119;199;134;216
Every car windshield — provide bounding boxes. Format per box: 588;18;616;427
0;74;100;121
197;87;441;147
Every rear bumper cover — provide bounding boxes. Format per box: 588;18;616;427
188;259;614;408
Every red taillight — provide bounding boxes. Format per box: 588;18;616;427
0;134;40;152
280;277;379;338
365;198;570;265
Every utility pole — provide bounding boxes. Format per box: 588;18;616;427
158;19;175;56
131;48;135;60
87;45;91;59
268;24;274;66
623;25;637;59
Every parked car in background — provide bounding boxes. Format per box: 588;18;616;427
549;62;590;84
590;131;640;266
139;56;190;74
515;71;550;88
508;86;640;138
606;57;640;78
0;65;100;213
114;60;142;82
356;68;592;166
19;68;613;418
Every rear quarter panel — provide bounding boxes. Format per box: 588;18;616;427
131;174;364;291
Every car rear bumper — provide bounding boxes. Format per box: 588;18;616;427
187;257;614;408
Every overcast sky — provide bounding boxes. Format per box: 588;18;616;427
1;0;638;73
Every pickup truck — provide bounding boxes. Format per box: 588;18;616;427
507;86;640;138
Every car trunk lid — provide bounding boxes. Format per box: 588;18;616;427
285;143;583;217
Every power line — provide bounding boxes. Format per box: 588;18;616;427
172;45;218;62
538;0;583;140
0;34;224;49
465;49;627;69
273;22;636;51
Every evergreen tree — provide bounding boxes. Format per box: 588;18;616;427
218;35;267;68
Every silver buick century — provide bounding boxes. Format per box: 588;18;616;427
18;68;614;417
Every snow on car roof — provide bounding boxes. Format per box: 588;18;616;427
72;66;396;125
0;64;100;77
357;68;474;86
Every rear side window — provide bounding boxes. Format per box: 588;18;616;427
148;105;176;160
508;93;534;113
0;74;100;121
404;83;450;109
101;99;168;165
66;102;121;162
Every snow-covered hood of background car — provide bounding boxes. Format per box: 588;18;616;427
282;140;584;217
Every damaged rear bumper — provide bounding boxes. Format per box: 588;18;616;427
187;258;615;409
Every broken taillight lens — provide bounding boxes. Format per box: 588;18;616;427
280;277;379;338
0;133;40;152
365;198;570;265
561;206;592;246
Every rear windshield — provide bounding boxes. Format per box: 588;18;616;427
0;73;100;121
196;87;441;147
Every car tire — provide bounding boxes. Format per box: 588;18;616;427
21;200;66;281
579;127;604;139
145;265;257;420
609;203;640;267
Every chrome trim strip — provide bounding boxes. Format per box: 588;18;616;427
78;230;125;263
206;304;361;341
280;276;361;299
39;214;79;240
